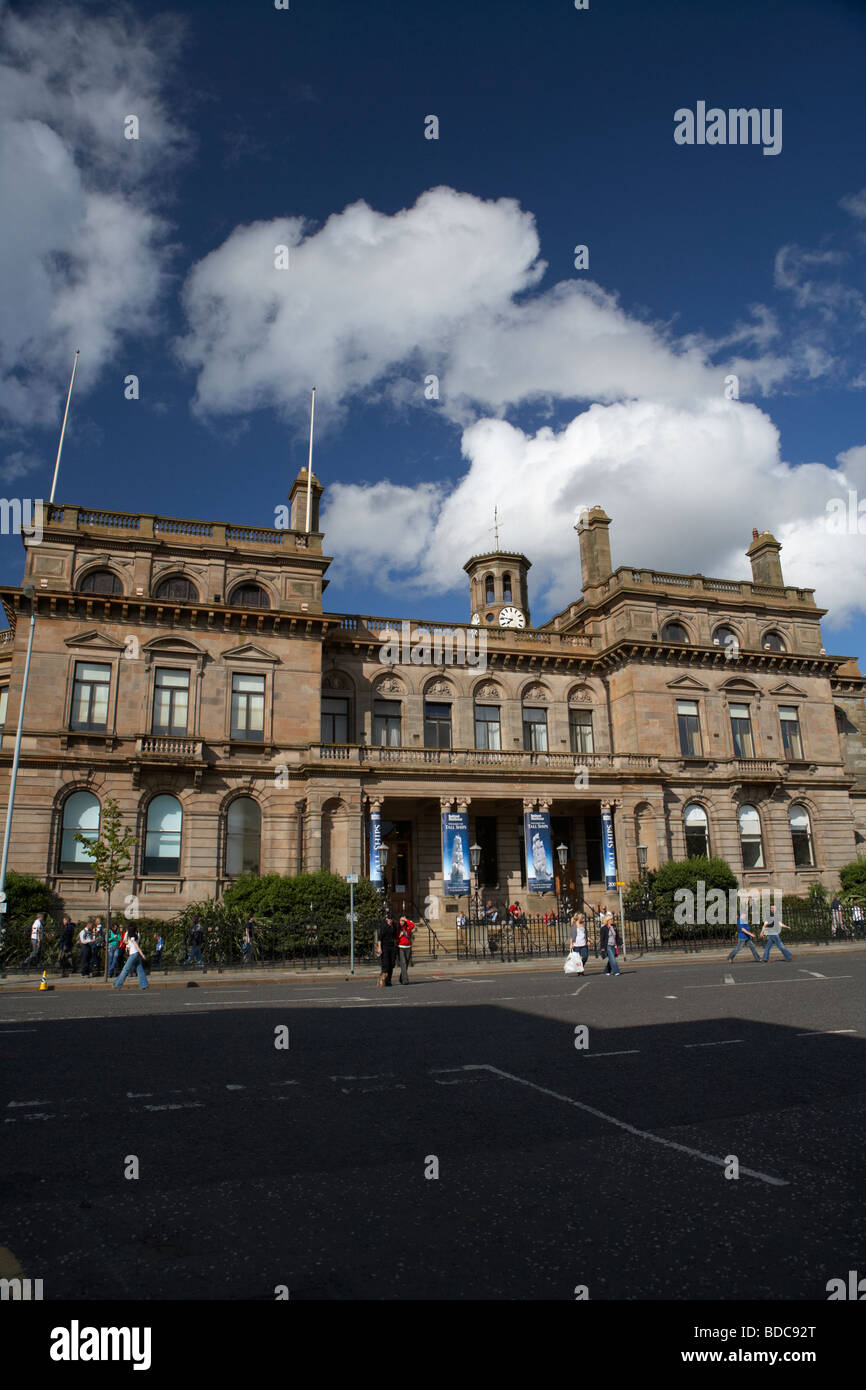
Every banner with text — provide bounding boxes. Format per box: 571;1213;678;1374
369;809;382;884
441;812;471;896
601;808;617;890
523;811;554;894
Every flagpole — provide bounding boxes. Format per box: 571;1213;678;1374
305;386;316;532
49;349;80;506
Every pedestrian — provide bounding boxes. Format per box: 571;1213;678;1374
376;914;398;987
22;912;45;969
728;908;761;962
154;932;164;967
830;895;843;937
761;905;793;962
599;912;621;976
456;911;467;932
112;930;149;991
78;920;94;976
852;900;864;937
57;915;76;974
92;919;105;974
397;914;415;984
107;921;121;978
569;912;589;969
183;918;205;968
484;900;498;925
242;913;256;966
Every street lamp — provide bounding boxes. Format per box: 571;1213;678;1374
556;842;569;933
0;583;38;948
469;842;482;941
636;844;649;950
378;842;389;916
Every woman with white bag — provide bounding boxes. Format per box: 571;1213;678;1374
564;913;588;974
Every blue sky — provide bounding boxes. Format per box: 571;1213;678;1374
1;0;865;658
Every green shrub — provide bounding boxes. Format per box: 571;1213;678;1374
839;858;866;893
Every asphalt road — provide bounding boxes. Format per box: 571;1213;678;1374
2;951;865;1301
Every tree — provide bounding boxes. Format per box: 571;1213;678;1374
638;856;739;934
839;857;866;894
74;797;137;980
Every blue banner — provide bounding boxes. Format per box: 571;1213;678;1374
601;808;617;890
523;811;554;894
369;810;382;883
441;812;470;896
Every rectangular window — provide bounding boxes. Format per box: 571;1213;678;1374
779;706;803;760
152;668;190;736
71;662;111;731
0;687;7;727
676;700;702;757
373;699;401;747
730;703;754;758
523;707;548;752
475;704;501;750
231;673;265;741
424;702;452;749
475;816;498;888
569;709;594;755
321;696;349;744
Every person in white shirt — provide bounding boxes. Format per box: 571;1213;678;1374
569;913;589;969
112;930;149;991
22;913;45;968
78;921;94;977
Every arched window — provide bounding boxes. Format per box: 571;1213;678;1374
155;576;199;602
503;572;512;603
789;804;814;867
683;803;709;858
662;622;689;644
229;584;270;609
738;803;764;870
713;625;738;653
484;574;495;604
144;795;182;875
59;791;100;872
226;797;261;876
79;569;122;596
762;631;786;652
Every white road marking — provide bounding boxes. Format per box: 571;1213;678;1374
683;1039;743;1049
583;1049;640;1058
6;1099;49;1107
795;1029;856;1037
268;1081;298;1087
665;995;678;999
571;982;591;997
143;1103;204;1112
226;1084;245;1090
126;1091;153;1098
460;1064;788;1186
685;976;851;989
331;1073;393;1081
724;974;735;985
0;1029;38;1033
799;970;826;979
434;1078;481;1086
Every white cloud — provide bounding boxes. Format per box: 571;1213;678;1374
0;3;188;427
840;188;866;220
322;401;866;625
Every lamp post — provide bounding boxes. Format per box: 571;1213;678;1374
469;841;481;950
556;842;569;936
636;844;649;951
0;584;38;949
378;842;389;918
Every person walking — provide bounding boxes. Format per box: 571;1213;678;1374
728;909;761;962
57;915;76;975
599;912;621;976
569;912;589;970
91;920;105;975
830;895;843;937
153;932;164;968
22;912;45;969
397;914;415;984
761;905;793;962
112;930;149;991
78;920;94;977
183;918;205;968
376;914;398;987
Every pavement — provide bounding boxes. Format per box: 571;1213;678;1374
1;946;865;1300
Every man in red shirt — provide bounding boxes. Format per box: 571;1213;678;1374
397;915;415;985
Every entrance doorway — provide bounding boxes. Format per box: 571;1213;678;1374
380;819;413;918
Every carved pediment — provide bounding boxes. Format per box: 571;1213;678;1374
769;680;807;697
141;635;207;658
522;683;549;703
474;682;502;700
666;674;710;692
64;630;126;652
221;642;280;664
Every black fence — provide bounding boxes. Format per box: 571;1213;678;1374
621;901;866;954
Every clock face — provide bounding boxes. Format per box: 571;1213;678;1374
470;613;480;625
499;606;525;629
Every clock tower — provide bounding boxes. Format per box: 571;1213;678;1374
463;550;532;630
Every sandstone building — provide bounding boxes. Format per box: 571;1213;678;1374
1;472;864;941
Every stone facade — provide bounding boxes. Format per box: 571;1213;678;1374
0;480;864;942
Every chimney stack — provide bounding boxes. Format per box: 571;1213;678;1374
575;505;613;592
746;527;784;587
